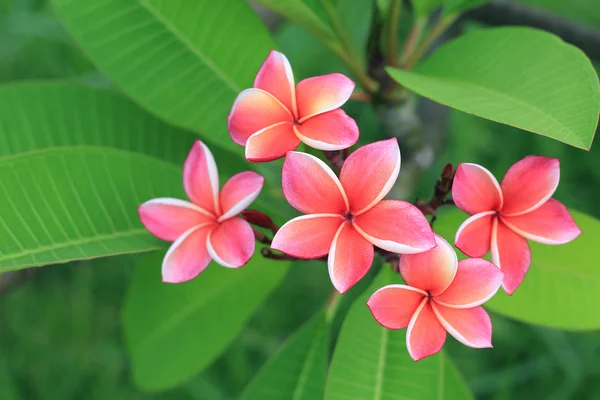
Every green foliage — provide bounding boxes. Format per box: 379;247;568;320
325;268;473;400
411;0;443;18
337;0;373;65
388;27;600;149
443;0;489;14
242;312;328;400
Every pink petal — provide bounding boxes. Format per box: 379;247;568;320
293;109;359;151
500;199;581;245
328;222;374;294
296;73;355;121
254;50;297;118
183;141;221;215
282;151;349;214
399;234;457;296
219;171;265;221
454;211;495;257
452;163;503;215
406;300;446;361
367;284;426;330
271;214;343;258
339;138;401;215
353;200;435;254
138;198;215;242
207;217;255;268
245;122;301;162
228;89;293;146
431;303;492;348
162;224;216;283
491;218;531;294
500;156;560;216
434;258;504;308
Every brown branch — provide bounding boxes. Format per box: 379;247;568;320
323;150;346;173
414;163;456;226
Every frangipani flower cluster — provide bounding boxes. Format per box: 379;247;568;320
138;51;582;362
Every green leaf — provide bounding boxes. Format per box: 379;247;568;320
411;0;443;18
337;0;373;65
51;0;276;152
387;27;600;149
123;252;289;391
242;312;328;400
443;0;489;15
325;268;473;400
435;208;600;331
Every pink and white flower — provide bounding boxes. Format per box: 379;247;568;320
452;156;581;294
228;50;359;162
271;139;436;293
138;141;264;283
367;235;504;361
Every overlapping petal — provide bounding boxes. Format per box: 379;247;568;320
367;285;426;330
431;303;492;348
491;218;531;294
254;50;296;116
500;156;559;216
435;258;504;308
296;73;354;121
354;200;435;253
501;199;581;245
282;151;348;214
219;171;264;221
406;300;447;361
162;224;216;283
183;141;221;215
271;214;343;258
293;109;359;151
454;211;495;257
452;163;503;215
228;89;293;146
399;234;457;296
328;222;374;294
207;217;255;268
340;138;401;215
245;122;301;162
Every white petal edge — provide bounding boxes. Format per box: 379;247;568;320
162;223;214;282
405;297;431;361
141;197;215;219
231;88;293;121
245;121;294;161
501;169;560;217
499;215;569;245
370;284;428;298
271;213;344;253
352;222;434;254
454;210;496;245
195;140;222;216
206;229;238;269
460;163;504;210
431;302;492;348
217;180;265;222
293;125;350;151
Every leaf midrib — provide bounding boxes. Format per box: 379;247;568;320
373;327;388;400
292;322;324;400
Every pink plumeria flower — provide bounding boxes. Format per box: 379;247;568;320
138;141;264;283
367;234;504;361
228;50;359;162
271;139;436;293
452;156;581;294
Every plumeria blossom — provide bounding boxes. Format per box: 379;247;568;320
138;141;264;283
271;138;436;293
367;235;504;361
228;50;359;162
452;156;581;294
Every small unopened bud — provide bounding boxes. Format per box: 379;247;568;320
242;210;276;231
441;163;453;180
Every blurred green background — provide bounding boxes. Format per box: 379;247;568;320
1;0;599;399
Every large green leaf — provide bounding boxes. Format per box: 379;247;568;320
435;208;600;331
443;0;489;14
242;312;328;400
325;268;473;400
124;252;289;391
337;0;373;66
51;0;275;151
387;27;600;149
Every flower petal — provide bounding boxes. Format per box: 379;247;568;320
406;300;446;361
183;141;220;215
293;109;359;151
500;156;560;216
296;73;355;121
454;211;495;257
328;223;374;294
254;50;297;117
500;199;581;245
353;200;435;254
452;163;503;215
399;234;457;296
431;303;492;348
219;171;264;221
245;121;301;162
340;138;401;215
138;198;215;242
282;151;349;214
162;224;216;283
228;88;293;146
367;284;426;330
434;258;504;308
491;218;531;294
207;217;255;268
271;214;343;258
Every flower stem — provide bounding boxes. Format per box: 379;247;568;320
325;289;343;323
402;14;458;71
386;0;402;66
